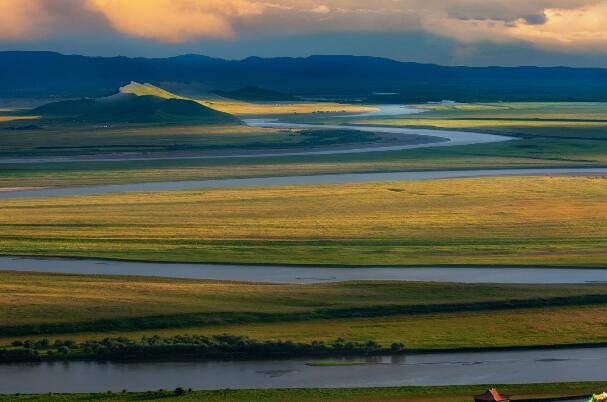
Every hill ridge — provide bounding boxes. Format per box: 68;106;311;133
30;83;241;125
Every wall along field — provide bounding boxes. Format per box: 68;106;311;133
0;176;605;266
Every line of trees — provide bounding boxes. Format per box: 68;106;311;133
2;334;406;363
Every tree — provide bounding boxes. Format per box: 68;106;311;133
390;342;405;352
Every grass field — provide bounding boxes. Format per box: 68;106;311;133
121;82;375;116
2;271;607;348
200;99;373;115
0;148;572;190
10;304;607;350
0;119;386;158
174;305;607;349
2;382;605;402
2;102;607;190
0;115;38;122
0;176;605;266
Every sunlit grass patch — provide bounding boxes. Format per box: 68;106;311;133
3;271;607;349
198;99;374;115
0;115;39;122
0;176;606;265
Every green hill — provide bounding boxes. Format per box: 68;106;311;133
214;86;299;102
30;84;241;125
118;81;186;100
31;98;97;117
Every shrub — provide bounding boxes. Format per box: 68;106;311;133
390;342;405;352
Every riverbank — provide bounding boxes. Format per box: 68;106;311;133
0;383;598;401
4;334;607;365
0;379;604;399
0;334;406;364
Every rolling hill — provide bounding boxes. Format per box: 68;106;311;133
30;84;241;125
118;81;186;100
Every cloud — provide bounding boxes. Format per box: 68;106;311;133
419;1;607;52
0;0;50;39
1;0;607;55
310;5;330;14
87;0;265;42
509;4;607;50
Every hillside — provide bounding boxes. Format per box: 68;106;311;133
30;90;241;124
2;52;607;101
214;86;299;102
119;81;185;100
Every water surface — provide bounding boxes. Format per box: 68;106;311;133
1;347;606;393
1;256;606;284
2;167;607;199
0;113;511;164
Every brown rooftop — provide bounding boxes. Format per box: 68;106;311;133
474;388;510;402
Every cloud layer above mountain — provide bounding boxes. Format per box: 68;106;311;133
1;0;606;57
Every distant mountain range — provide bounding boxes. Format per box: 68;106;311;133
29;82;241;125
3;51;607;102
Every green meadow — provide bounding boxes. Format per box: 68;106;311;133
1;382;605;402
1;176;606;266
0;119;385;158
2;270;607;350
1;102;607;190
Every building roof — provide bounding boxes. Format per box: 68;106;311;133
474;388;510;402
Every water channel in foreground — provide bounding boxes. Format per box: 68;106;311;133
1;347;606;393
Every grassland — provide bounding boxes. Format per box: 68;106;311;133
10;304;607;351
2;271;607;348
2;382;605;402
120;82;374;116
1;176;606;266
179;305;607;349
0;149;567;190
0;115;38;122
200;98;373;115
0;123;283;157
0;119;386;158
2;102;607;190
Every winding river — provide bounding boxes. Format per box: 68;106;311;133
2;256;607;284
3;167;607;199
3;107;607;393
1;347;606;393
0;105;508;165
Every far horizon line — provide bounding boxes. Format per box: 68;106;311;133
2;49;606;70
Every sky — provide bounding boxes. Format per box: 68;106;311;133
2;0;607;67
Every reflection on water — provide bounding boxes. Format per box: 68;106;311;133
1;347;607;393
